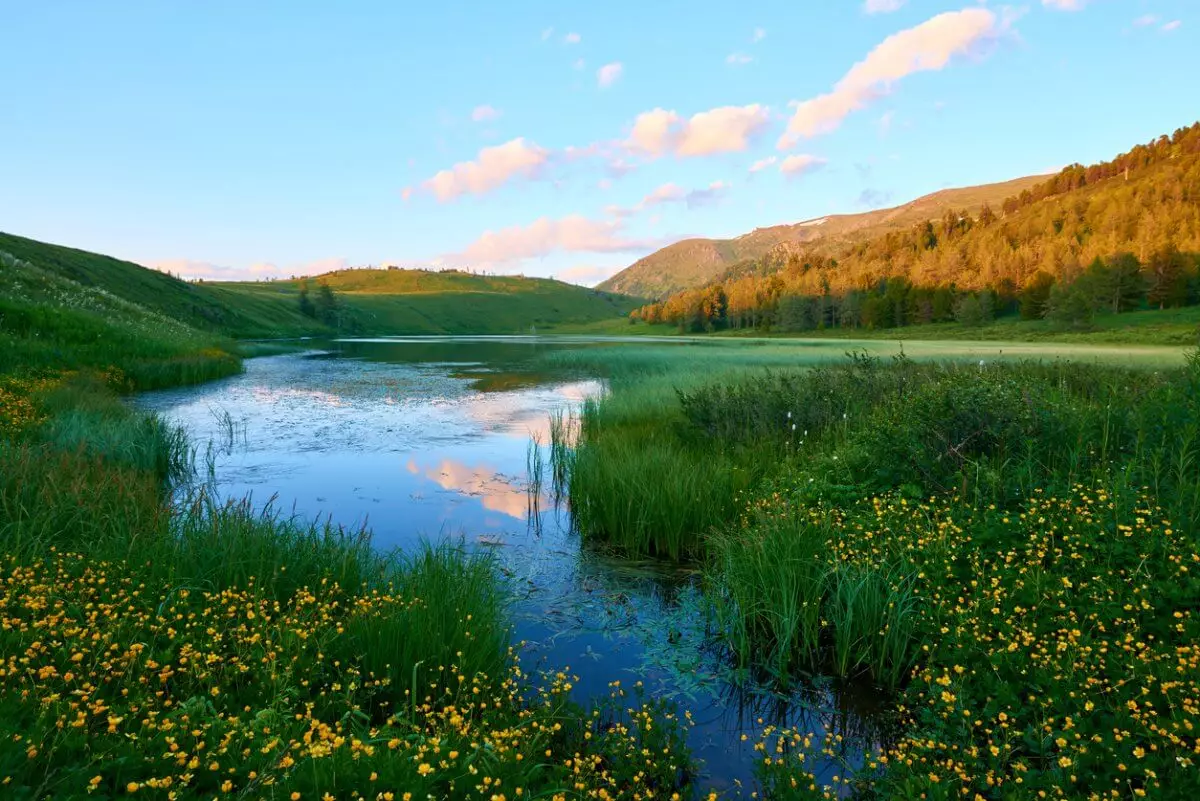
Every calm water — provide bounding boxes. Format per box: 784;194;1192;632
134;336;893;791
137;335;1182;790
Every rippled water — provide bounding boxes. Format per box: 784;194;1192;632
131;336;911;790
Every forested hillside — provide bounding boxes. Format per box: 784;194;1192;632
598;175;1045;299
632;122;1200;334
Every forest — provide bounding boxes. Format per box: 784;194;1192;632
632;123;1200;333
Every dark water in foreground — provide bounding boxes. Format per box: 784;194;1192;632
135;336;887;792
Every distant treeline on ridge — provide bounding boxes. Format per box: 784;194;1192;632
632;122;1200;332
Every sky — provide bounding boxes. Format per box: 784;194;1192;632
1;1;1197;286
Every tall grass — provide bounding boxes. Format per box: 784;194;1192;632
709;511;922;689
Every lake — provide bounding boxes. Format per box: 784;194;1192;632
134;335;1187;790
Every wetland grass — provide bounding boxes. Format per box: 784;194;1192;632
547;340;1200;797
0;353;697;799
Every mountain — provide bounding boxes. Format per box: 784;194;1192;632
630;122;1200;335
0;232;639;339
598;175;1048;299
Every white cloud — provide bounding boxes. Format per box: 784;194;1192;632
748;155;777;173
682;180;729;208
641;183;686;207
627;108;681;156
1162;19;1181;32
779;9;1001;147
563;32;581;44
752;27;767;43
679;105;771;156
451;215;653;264
627;104;771;158
864;0;906;14
422;138;549;201
780;154;828;177
1133;14;1159;27
640;180;730;210
597;62;623;88
726;52;753;65
554;264;624;286
877;110;895;135
1042;0;1087;9
605;157;638;178
156;257;348;282
573;58;586;70
471;104;501;122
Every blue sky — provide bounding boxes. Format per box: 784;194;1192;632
1;1;1196;285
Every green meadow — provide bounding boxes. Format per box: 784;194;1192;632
4;227;1200;799
549;339;1200;797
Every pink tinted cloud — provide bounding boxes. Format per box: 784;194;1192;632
554;264;624;286
422;138;549;201
626;104;770;158
779;154;828;177
779;9;1001;147
451;215;655;264
597;62;624;88
470;104;501;122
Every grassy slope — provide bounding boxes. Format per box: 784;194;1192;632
598;174;1046;299
0;249;241;388
1;231;640;338
213;269;641;335
0;232;325;339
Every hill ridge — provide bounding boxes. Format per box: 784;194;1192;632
598;175;1049;299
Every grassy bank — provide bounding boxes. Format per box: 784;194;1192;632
0;249;695;798
551;341;1200;798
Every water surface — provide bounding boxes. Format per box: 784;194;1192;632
136;335;1184;791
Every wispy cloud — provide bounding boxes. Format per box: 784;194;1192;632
597;62;623;88
641;181;729;209
876;110;895;136
779;8;1002;147
1133;14;1159;27
1042;0;1087;10
627;104;771;158
418;138;549;201
470;104;501;122
856;188;894;207
541;27;554;41
752;27;767;43
1162;19;1182;32
864;0;906;14
563;32;581;45
748;156;777;173
554;263;624;286
726;52;753;65
156;257;348;282
449;214;654;264
779;154;827;178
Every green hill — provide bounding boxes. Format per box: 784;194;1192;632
0;232;639;339
207;269;640;336
597;175;1047;299
630;122;1200;341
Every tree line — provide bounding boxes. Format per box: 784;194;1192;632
298;280;341;326
631;123;1200;333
